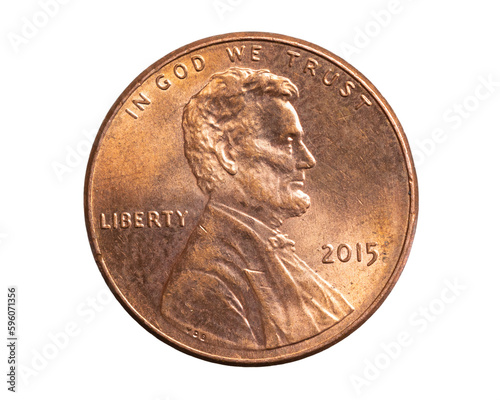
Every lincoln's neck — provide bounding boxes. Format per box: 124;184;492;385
209;188;285;229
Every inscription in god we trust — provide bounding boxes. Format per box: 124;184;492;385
99;210;188;229
124;44;373;119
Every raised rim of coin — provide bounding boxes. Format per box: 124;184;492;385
84;31;418;366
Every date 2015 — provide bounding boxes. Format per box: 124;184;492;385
322;242;378;266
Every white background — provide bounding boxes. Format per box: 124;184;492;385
2;0;499;398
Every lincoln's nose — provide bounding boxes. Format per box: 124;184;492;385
296;141;316;169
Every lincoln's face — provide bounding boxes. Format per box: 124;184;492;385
230;97;316;225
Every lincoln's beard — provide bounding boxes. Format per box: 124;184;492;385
217;171;312;227
252;184;311;227
276;184;311;219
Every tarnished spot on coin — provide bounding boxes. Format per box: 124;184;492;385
85;32;418;365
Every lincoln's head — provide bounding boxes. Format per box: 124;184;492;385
182;67;316;227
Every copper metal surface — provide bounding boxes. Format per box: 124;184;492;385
84;32;418;365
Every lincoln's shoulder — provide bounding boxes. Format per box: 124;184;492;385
161;204;269;347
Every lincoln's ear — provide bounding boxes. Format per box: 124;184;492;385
215;140;237;175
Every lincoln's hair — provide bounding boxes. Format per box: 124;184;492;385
182;67;299;194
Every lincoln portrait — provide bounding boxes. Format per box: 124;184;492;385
161;67;353;349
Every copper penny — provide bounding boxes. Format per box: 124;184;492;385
84;32;418;365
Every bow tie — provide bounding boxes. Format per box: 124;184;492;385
268;231;296;251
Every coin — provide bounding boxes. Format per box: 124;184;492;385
84;32;418;365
